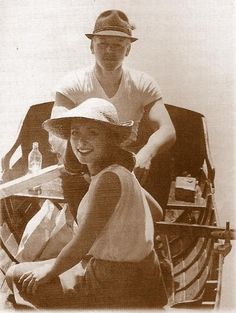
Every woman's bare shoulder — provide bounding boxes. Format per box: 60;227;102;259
95;170;121;193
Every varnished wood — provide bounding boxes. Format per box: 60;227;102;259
0;165;63;199
156;222;236;240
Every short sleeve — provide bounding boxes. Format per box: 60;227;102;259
55;71;80;104
138;72;162;107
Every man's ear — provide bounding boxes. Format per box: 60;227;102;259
125;43;131;56
90;41;94;54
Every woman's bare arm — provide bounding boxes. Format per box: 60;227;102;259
49;171;121;277
142;187;163;221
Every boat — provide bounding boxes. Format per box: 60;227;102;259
0;102;235;309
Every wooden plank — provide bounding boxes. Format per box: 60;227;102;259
0;165;64;199
173;238;207;276
155;222;236;240
15;177;64;201
202;280;218;302
174;257;212;305
201;116;215;184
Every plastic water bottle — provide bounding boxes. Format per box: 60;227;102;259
28;142;42;194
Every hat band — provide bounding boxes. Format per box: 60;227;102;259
94;25;132;36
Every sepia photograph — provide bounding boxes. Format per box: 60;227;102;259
0;0;235;311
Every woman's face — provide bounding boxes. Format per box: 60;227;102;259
70;119;110;171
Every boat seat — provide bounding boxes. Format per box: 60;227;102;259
1;101;57;182
136;103;215;211
137;103;214;182
166;105;211;179
0;102;58;242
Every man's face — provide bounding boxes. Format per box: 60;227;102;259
91;36;131;71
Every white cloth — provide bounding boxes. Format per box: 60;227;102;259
56;66;162;145
16;200;75;262
76;164;154;262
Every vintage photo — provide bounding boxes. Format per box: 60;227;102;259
0;0;235;311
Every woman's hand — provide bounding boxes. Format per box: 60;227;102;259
18;263;55;295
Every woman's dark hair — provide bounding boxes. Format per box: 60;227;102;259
61;138;135;217
108;147;135;172
63;140;88;175
60;141;89;218
63;129;135;174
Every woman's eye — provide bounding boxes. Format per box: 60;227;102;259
71;130;80;136
89;130;98;136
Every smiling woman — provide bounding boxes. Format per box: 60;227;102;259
1;1;235;309
70;120;112;174
6;98;165;309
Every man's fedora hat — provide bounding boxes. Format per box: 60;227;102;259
43;98;134;142
85;10;138;42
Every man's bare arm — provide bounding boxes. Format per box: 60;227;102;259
135;99;176;170
55;92;75;109
147;98;176;154
51;92;76;118
49;92;76;155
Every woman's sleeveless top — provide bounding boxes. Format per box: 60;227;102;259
76;164;154;262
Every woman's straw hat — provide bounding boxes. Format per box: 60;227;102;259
43;98;133;142
85;10;137;42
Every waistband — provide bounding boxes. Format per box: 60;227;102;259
90;249;159;269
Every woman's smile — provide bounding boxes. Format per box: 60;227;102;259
77;148;93;155
70;119;110;175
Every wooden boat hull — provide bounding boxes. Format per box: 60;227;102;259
155;178;232;309
0;104;234;309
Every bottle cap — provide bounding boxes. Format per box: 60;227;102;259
33;142;39;148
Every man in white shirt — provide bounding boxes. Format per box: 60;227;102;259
51;10;176;209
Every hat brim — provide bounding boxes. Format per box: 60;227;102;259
43;116;133;142
85;30;138;42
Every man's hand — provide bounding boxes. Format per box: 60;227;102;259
135;146;153;169
134;146;154;185
134;99;176;186
18;263;55;295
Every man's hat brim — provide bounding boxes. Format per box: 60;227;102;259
85;30;138;42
